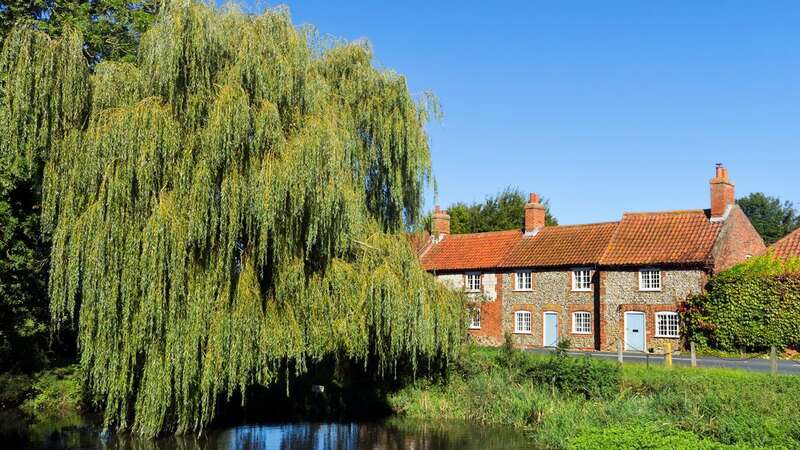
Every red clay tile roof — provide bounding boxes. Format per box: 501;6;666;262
421;229;522;271
771;228;800;259
501;222;619;268
599;210;722;266
422;210;726;271
405;231;433;257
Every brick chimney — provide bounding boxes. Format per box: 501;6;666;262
710;163;735;218
524;193;546;233
432;205;450;239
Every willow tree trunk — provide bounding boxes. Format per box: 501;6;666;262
0;1;462;436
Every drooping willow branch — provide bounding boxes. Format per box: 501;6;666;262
0;2;463;436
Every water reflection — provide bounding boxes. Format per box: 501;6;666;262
3;418;532;450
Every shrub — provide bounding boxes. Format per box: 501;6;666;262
682;254;800;352
454;343;500;379
20;365;84;418
523;353;620;399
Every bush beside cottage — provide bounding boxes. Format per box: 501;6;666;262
682;253;800;353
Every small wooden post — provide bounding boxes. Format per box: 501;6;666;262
665;343;673;368
690;342;697;368
617;340;623;364
771;346;778;376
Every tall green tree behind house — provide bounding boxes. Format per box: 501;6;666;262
1;1;159;64
0;1;462;435
0;0;159;371
448;187;558;234
0;1;48;41
737;192;800;245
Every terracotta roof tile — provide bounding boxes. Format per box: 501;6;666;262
421;209;726;271
421;229;522;271
405;232;433;257
600;210;722;266
500;222;618;268
771;228;800;259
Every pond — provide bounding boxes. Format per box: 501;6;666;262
1;414;533;450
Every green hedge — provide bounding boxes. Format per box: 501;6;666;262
522;352;620;399
682;254;800;352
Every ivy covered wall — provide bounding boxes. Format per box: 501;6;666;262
681;254;800;352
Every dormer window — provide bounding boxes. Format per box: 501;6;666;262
639;269;661;291
466;273;481;292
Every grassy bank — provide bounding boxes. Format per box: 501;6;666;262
389;345;800;449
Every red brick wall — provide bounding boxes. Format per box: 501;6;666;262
432;208;450;236
524;199;545;232
711;205;766;273
598;271;607;350
710;180;735;217
467;272;504;346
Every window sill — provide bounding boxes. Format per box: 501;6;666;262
571;289;592;293
513;331;532;335
468;327;481;330
639;288;662;292
654;334;679;339
513;288;533;292
465;290;481;294
571;331;592;335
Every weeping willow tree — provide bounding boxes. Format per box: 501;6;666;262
0;1;463;435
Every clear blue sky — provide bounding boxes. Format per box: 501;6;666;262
243;1;800;225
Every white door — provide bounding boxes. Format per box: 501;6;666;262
624;312;646;352
543;312;559;347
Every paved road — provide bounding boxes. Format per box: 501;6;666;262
527;348;800;375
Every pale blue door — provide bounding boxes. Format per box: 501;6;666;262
625;312;646;352
543;312;558;347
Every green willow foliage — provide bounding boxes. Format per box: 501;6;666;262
681;253;800;352
0;2;463;435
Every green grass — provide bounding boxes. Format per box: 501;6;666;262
388;345;800;449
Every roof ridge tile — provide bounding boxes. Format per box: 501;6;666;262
538;221;620;230
622;209;709;217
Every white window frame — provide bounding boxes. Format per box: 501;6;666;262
571;268;592;292
514;310;532;334
468;307;481;329
465;272;481;293
655;312;680;338
639;268;661;291
514;270;532;291
572;311;592;334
